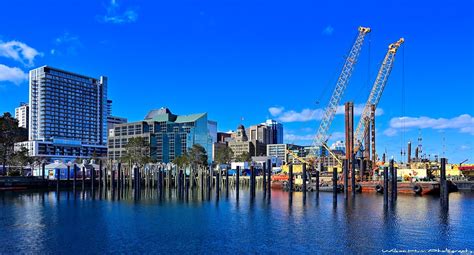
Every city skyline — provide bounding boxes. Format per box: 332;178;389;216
0;0;473;163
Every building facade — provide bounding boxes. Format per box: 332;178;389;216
228;124;255;158
267;143;305;164
16;66;108;161
108;108;215;164
15;102;29;130
106;99;127;136
264;119;283;144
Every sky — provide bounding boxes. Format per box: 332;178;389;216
0;0;473;163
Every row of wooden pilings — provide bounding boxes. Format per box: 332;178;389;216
40;157;450;209
40;159;274;200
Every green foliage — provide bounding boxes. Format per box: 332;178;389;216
173;153;190;169
121;137;152;166
11;147;33;170
188;144;208;166
0;112;28;172
236;151;251;163
215;146;234;164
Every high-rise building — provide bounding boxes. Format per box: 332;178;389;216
264;119;283;144
105;99;127;136
244;119;283;156
15;66;108;161
108;107;215;164
15;102;29;130
106;99;113;116
247;124;271;144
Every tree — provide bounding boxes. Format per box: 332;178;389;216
215;146;234;165
121;137;151;167
173;153;190;169
11;147;33;176
236;151;251;163
188;144;208;167
0;112;28;175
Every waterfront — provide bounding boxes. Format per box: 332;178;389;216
1;189;473;254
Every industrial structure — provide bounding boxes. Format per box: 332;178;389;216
275;27;405;182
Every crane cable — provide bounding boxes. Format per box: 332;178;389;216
401;42;406;163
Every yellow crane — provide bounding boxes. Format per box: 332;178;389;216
354;38;405;154
286;149;307;164
310;26;371;163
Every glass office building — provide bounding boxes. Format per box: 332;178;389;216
16;66;108;161
108;108;215;164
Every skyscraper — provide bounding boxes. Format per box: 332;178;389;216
15;102;29;130
264;119;283;144
16;66;108;161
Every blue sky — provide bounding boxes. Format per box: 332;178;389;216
0;0;473;163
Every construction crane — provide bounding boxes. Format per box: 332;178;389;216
321;143;343;166
354;38;405;153
286;149;307;164
310;26;371;158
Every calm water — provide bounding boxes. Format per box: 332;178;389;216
1;188;473;254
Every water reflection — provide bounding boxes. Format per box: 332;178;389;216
0;189;473;253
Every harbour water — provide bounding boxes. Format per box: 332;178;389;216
1;189;473;254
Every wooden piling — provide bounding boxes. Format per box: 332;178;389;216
67;165;71;182
236;166;240;199
289;164;293;192
216;168;220;198
82;166;85;190
91;166;95;193
42;162;46;180
56;167;60;191
390;160;396;201
168;166;172;191
351;153;356;196
225;167;229;197
250;166;255;197
73;164;77;193
302;163;307;203
344;159;349;199
267;159;272;196
111;165;116;190
208;166;212;192
333;167;337;202
440;158;449;209
315;169;320;195
118;163;122;191
262;162;267;196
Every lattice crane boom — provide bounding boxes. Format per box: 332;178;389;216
354;38;405;153
310;26;371;157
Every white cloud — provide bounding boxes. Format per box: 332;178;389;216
51;32;82;55
284;133;315;142
99;0;138;24
322;25;334;36
268;106;284;117
269;104;383;123
0;64;28;85
0;40;42;67
384;114;474;136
